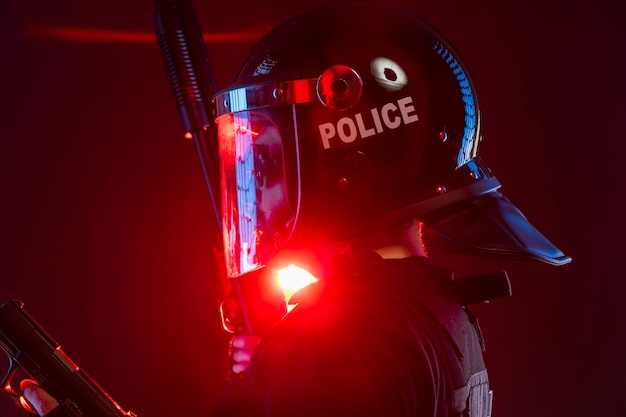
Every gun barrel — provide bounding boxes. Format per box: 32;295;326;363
0;300;135;417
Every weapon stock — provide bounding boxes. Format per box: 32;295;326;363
0;299;135;417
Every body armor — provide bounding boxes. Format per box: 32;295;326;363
212;253;508;417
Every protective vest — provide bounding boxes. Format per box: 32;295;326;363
291;252;510;417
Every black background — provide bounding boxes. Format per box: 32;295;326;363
1;0;625;417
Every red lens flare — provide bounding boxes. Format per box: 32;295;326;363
275;264;318;311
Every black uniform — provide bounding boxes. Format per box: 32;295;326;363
212;250;494;417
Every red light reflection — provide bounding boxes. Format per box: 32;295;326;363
24;25;266;43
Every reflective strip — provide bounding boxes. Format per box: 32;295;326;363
214;79;319;116
228;88;248;114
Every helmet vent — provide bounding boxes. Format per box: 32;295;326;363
384;68;398;81
370;57;407;92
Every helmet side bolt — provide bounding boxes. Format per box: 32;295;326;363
338;178;349;187
316;65;363;110
436;185;447;194
331;79;349;95
438;131;448;142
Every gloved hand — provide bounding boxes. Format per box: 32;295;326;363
17;334;262;414
20;379;59;416
230;334;261;375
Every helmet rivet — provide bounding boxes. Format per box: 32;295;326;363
272;88;284;99
223;98;229;108
436;185;447;194
438;131;448;142
469;171;478;179
338;178;349;187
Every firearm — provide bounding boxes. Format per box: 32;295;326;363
0;299;136;417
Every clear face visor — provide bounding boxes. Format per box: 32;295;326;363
217;110;297;278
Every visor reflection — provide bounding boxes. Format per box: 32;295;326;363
218;112;294;278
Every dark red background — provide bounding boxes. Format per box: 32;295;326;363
1;0;624;417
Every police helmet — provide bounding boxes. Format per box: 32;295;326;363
214;1;571;278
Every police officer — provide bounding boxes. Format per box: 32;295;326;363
22;2;571;417
209;2;570;417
